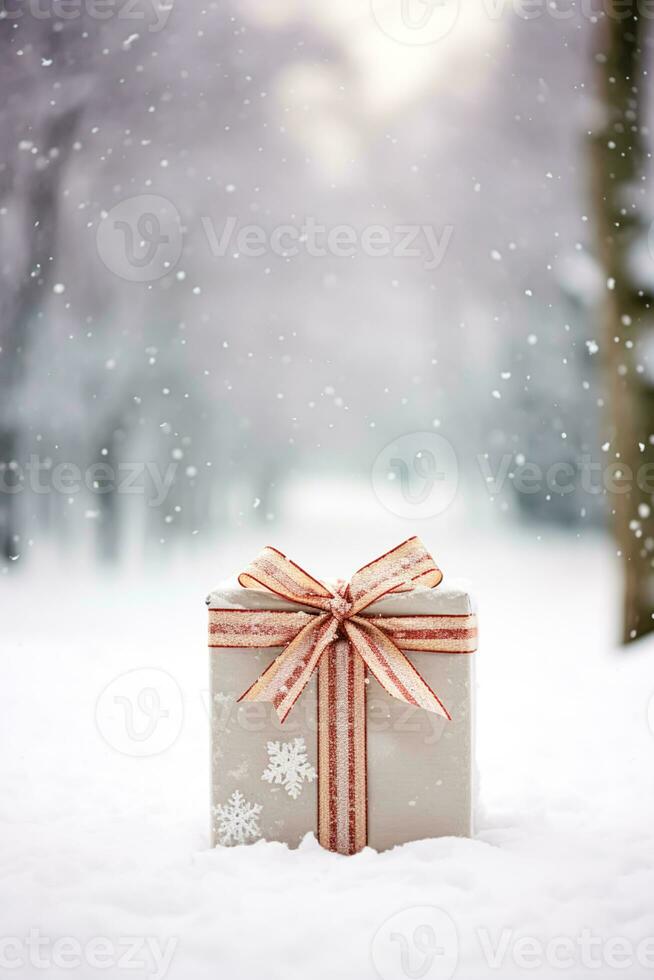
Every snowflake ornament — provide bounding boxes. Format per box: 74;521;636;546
262;737;317;800
213;791;262;846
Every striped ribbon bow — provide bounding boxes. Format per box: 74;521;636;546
209;536;477;854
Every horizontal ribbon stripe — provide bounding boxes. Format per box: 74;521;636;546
209;609;477;653
208;608;314;647
369;614;477;652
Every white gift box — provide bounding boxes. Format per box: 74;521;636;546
208;577;475;852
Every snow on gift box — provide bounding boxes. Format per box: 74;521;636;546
207;537;477;854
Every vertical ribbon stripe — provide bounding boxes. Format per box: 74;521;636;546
318;640;367;855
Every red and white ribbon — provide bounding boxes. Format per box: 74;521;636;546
208;536;477;854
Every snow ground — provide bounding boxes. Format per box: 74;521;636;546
2;511;654;980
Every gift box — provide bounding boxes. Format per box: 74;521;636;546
207;537;477;854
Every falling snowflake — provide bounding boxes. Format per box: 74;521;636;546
261;737;317;800
213;791;262;846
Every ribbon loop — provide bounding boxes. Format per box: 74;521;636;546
237;545;335;611
347;537;443;614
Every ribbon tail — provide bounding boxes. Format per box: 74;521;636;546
238;614;338;722
345;617;451;720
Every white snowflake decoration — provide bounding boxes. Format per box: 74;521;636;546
262;737;317;800
213;791;262;846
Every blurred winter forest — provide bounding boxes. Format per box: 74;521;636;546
1;1;653;638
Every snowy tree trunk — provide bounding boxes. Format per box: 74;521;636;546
590;9;654;643
0;105;82;564
95;448;121;565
